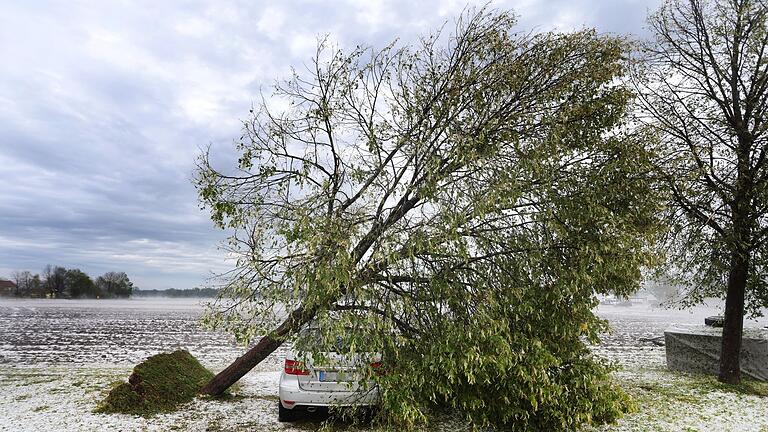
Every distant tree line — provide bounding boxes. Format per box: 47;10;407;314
4;266;135;299
132;287;219;298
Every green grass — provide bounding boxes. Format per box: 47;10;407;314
686;374;768;398
95;350;215;417
634;382;702;404
584;368;768;431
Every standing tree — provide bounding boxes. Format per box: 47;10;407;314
636;0;768;384
28;274;43;298
64;269;97;298
42;265;67;298
95;272;134;298
196;9;660;429
11;270;32;296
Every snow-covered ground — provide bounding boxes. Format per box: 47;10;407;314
0;298;766;431
590;303;768;432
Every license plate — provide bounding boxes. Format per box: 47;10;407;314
318;371;352;382
318;371;335;381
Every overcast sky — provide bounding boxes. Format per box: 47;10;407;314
0;0;662;290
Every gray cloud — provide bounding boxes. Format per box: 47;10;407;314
0;0;662;289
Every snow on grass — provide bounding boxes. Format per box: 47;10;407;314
585;367;768;432
0;365;321;432
3;359;765;431
1;300;766;431
588;304;768;432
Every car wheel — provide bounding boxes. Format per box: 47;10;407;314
278;401;298;422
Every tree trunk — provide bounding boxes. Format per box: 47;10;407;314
718;124;753;385
200;304;317;396
718;250;748;384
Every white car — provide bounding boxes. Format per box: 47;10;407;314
278;331;381;422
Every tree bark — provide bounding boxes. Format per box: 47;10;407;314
200;304;317;396
718;119;753;385
718;250;748;384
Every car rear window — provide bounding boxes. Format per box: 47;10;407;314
296;327;358;352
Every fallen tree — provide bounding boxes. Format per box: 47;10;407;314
195;8;661;429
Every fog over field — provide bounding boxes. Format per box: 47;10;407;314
0;298;289;369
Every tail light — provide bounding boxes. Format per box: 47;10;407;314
370;361;384;376
284;359;310;375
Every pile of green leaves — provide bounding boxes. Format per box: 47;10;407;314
96;350;214;416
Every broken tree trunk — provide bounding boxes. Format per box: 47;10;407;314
200;304;316;396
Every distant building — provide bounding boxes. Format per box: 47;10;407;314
0;279;17;296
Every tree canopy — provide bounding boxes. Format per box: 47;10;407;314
64;268;97;298
96;271;135;298
42;265;67;298
196;9;661;429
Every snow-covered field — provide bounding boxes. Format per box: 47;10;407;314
0;298;766;431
